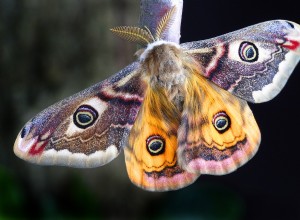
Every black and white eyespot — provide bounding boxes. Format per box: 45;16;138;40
73;105;98;129
239;41;259;62
212;111;231;133
146;135;165;156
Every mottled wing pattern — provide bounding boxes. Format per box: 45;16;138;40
14;62;146;168
124;86;199;191
181;20;300;103
177;72;261;175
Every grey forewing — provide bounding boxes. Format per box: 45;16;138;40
181;20;298;102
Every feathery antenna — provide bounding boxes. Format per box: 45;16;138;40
110;5;177;45
110;26;153;46
154;6;177;41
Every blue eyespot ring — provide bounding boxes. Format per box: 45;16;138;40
73;105;98;129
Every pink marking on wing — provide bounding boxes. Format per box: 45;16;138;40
205;42;226;78
29;140;48;156
100;90;143;103
143;171;199;191
187;141;256;175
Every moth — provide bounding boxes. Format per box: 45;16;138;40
14;6;300;191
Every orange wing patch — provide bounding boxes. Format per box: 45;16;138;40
178;72;261;175
124;86;198;191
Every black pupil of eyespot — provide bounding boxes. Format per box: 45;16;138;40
78;113;92;123
150;141;162;151
246;47;254;58
216;119;227;129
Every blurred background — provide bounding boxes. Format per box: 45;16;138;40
1;0;300;219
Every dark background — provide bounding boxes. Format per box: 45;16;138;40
1;0;299;219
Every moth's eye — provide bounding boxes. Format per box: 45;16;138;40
212;111;231;133
146;135;165;156
73;105;98;129
239;41;259;62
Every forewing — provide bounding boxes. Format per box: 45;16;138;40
14;62;146;168
181;20;300;103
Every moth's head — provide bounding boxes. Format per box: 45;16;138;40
139;40;181;61
138;40;185;82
